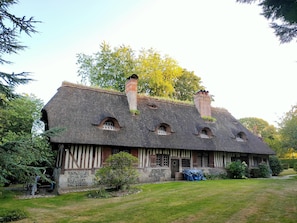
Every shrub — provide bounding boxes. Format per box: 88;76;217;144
226;161;248;179
205;173;228;180
87;186;111;199
258;162;271;178
0;209;27;222
294;163;297;172
95;152;139;190
269;156;283;176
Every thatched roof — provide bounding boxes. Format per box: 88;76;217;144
42;82;275;155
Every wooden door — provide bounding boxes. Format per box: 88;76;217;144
171;159;179;178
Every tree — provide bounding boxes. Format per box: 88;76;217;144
0;95;59;185
0;2;56;185
0;0;38;98
136;48;183;98
173;69;204;101
0;94;43;137
77;42;135;92
237;0;297;43
278;105;297;153
77;42;204;101
95;152;139;190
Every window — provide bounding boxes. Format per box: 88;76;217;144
236;132;247;142
182;158;190;168
156;154;169;167
156;123;171;135
103;120;115;130
100;117;120;131
157;125;167;135
199;127;212;138
197;152;209;167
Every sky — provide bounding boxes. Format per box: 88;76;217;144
3;0;297;126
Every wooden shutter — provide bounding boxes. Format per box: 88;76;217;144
192;150;198;168
209;151;214;168
131;148;138;158
102;147;111;166
150;155;156;167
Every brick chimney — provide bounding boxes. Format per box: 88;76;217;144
194;90;211;117
125;74;138;111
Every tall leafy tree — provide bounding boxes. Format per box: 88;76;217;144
77;42;204;101
136;48;183;98
77;42;136;92
237;0;297;43
173;69;204;101
0;95;57;185
0;0;38;99
0;1;56;185
278;105;297;153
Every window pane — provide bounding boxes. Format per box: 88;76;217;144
103;121;115;130
182;159;190;167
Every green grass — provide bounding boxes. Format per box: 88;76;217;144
1;178;297;223
279;168;296;176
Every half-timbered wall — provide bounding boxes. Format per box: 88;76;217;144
54;144;270;190
56;144;102;171
138;148;191;168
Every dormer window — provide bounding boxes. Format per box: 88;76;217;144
236;132;247;142
156;123;171;135
199;127;213;138
99;117;120;131
103;120;115;130
157;125;167;135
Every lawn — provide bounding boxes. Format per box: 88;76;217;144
1;177;297;223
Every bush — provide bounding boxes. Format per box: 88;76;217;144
0;209;27;222
258;162;271;178
294;163;297;172
249;163;271;178
205;173;228;180
280;159;297;168
269;156;283;176
226;161;248;179
95;152;139;190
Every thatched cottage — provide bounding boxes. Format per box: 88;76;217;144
41;74;275;190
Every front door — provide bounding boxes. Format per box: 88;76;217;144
171;159;179;178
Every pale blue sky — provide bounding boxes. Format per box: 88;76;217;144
3;0;297;126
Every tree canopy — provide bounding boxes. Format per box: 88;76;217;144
237;0;297;43
0;0;38;99
0;1;56;186
278;105;297;152
77;42;204;101
0;95;57;185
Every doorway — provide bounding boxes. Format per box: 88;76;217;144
171;159;180;178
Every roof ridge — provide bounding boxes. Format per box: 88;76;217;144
61;81;125;96
60;81;228;110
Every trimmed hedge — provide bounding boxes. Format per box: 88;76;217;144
280;159;297;168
